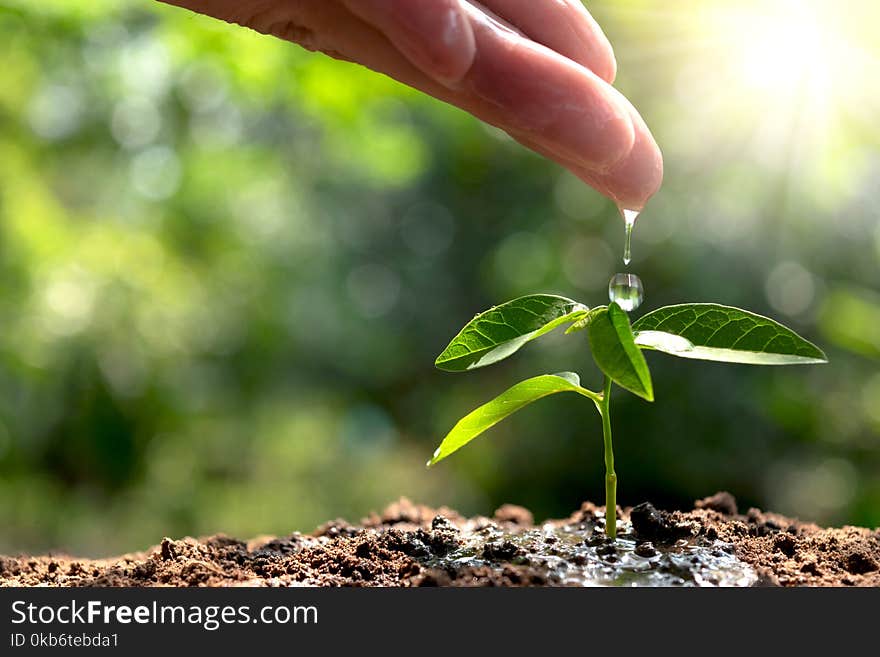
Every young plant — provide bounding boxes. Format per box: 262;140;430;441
427;295;827;538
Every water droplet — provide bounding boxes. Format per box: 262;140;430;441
621;208;639;266
608;273;644;312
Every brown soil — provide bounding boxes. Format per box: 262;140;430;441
1;493;878;587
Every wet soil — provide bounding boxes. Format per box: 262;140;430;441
1;493;877;587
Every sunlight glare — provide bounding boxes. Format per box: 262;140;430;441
736;2;828;94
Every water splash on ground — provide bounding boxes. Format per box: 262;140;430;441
428;517;757;587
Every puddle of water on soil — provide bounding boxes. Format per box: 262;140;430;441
430;520;757;587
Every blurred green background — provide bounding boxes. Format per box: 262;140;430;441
1;0;878;555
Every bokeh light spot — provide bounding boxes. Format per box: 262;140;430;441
399;202;456;259
493;232;552;291
562;237;614;292
346;263;401;319
40;266;99;336
765;261;816;317
111;96;161;149
28;84;84;140
130;145;181;200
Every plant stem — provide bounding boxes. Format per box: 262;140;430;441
599;375;617;539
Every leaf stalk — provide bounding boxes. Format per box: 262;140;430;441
599;375;616;539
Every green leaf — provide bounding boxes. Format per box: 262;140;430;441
435;295;588;372
633;330;695;354
587;304;654;401
632;304;828;365
564;307;604;335
427;372;600;466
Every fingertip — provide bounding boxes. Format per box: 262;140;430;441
477;0;617;83
592;87;637;171
435;1;477;84
597;106;664;210
565;0;617;83
582;96;636;173
595;35;617;84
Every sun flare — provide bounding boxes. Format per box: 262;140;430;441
604;0;879;213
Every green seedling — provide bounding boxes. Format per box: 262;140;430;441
428;295;827;538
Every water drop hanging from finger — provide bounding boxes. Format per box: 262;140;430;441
621;208;639;266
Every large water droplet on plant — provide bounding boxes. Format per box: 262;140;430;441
621;208;639;266
608;272;644;312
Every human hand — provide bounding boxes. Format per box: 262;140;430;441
158;0;662;210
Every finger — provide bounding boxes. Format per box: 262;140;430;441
156;0;329;49
158;0;460;89
158;0;643;196
327;2;640;189
510;129;612;194
341;0;476;85
458;3;634;171
509;99;662;210
329;2;635;173
589;99;663;210
476;0;616;82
